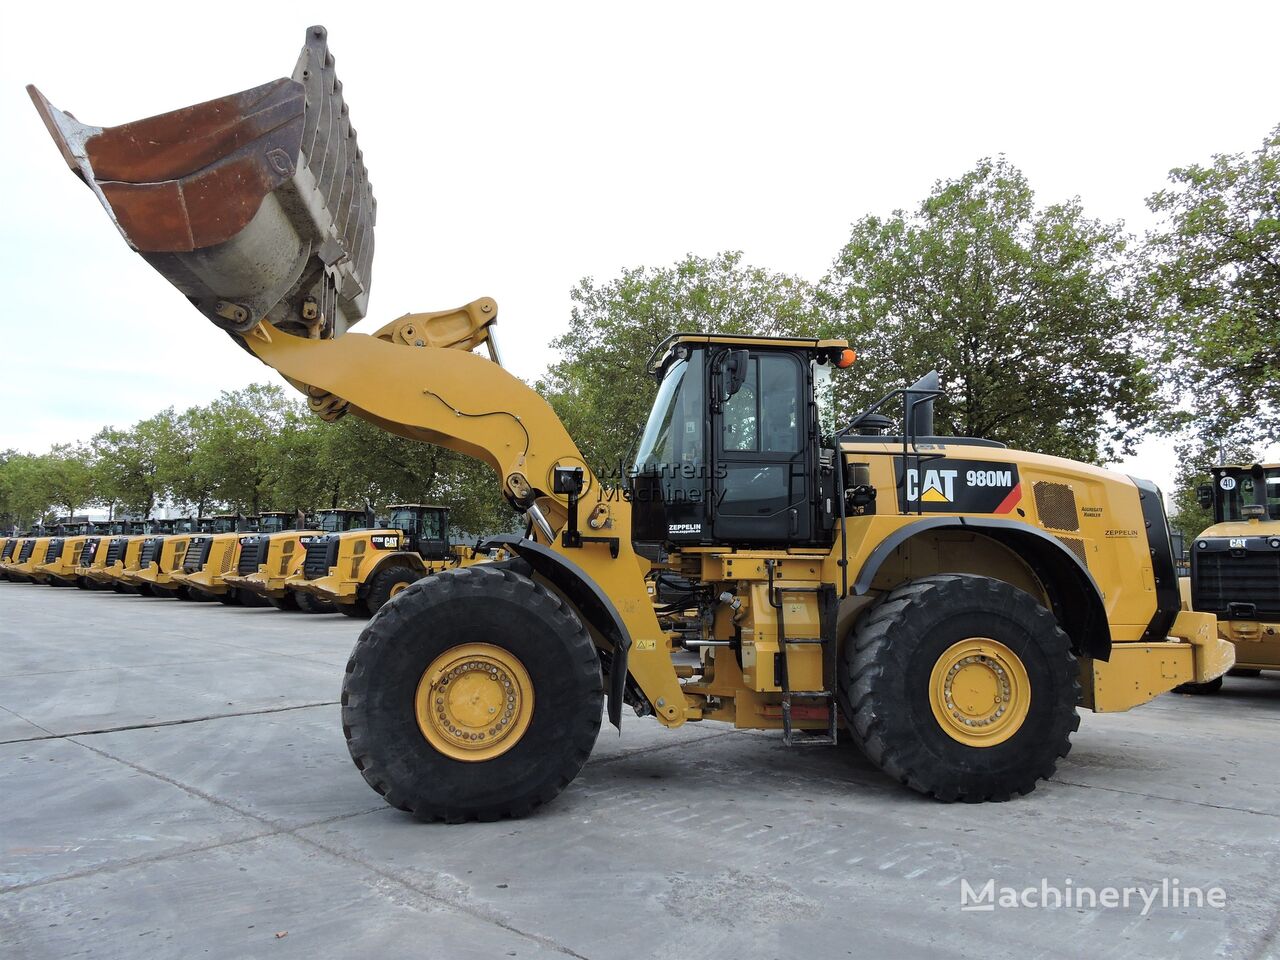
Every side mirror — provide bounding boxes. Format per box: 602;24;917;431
719;349;750;402
1196;484;1214;509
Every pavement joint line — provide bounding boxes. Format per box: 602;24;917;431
0;701;57;738
1051;776;1280;818
0;700;340;745
53;737;595;960
0;806;387;895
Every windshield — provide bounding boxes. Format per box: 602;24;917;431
260;515;287;533
633;358;705;476
1216;468;1280;522
318;512;362;532
391;509;443;539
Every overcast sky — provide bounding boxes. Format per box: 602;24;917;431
3;1;1278;490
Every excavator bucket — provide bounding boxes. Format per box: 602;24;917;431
27;25;374;339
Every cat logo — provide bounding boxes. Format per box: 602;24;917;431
906;468;958;503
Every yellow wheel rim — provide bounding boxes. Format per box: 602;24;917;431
928;638;1030;747
415;643;534;761
389;580;411;598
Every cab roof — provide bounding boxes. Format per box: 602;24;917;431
387;504;447;511
647;332;851;378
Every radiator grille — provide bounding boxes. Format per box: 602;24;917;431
184;538;213;574
1192;547;1280;618
237;535;267;575
81;538;101;566
1;541;15;561
18;541;35;563
1034;481;1080;532
302;537;338;579
138;538;162;569
44;539;64;564
106;538;129;567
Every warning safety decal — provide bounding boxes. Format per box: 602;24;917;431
894;458;1023;514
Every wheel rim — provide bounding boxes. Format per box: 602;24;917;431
389;580;411;598
928;638;1030;747
415;643;534;761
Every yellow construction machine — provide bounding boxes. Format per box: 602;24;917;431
90;520;158;592
1176;463;1280;692
171;514;271;605
0;532;28;580
9;525;58;584
75;520;127;589
38;519;108;587
225;509;350;612
125;516;206;598
31;26;1233;819
288;504;491;618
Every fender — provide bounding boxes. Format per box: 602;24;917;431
481;534;631;730
852;516;1112;661
362;550;428;592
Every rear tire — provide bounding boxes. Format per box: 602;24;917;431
295;590;336;614
216;589;240;606
838;574;1079;802
366;562;423;615
239;591;272;608
342;564;603;823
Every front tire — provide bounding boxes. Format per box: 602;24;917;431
342;564;603;822
295;590;336;614
839;574;1079;802
366;562;423;615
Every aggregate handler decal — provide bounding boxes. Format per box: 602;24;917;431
894;458;1022;514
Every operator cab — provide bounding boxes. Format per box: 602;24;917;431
258;512;303;534
315;509;369;533
631;334;854;551
1198;464;1280;523
387;504;451;561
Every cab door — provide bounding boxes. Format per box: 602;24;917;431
711;350;812;544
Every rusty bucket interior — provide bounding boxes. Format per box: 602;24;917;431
28;25;375;340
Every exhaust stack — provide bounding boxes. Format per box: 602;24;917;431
28;25;375;340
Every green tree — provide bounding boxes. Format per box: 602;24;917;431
1143;122;1280;448
90;409;182;518
540;251;818;472
196;384;306;515
818;157;1160;464
159;406;222;516
40;444;97;520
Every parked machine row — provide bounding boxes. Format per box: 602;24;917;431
0;505;494;616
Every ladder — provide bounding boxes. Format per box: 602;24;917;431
766;560;838;746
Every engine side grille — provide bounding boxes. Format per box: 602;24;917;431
1;540;15;561
138;538;162;568
18;541;35;563
1192;543;1280;618
237;535;268;575
1055;535;1090;570
184;538;213;574
44;539;64;564
80;538;99;566
1034;481;1080;532
302;537;338;579
105;538;128;566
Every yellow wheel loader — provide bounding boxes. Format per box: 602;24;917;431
171;514;270;605
38;519;107;587
32;26;1234;818
11;526;57;584
1176;463;1280;692
223;510;340;612
126;517;207;598
75;521;126;590
92;520;156;592
289;504;489;619
0;533;26;580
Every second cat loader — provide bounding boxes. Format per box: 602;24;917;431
10;524;60;584
36;25;1234;820
1176;462;1280;692
222;509;359;612
172;514;271;605
92;519;165;592
289;504;487;618
0;531;31;581
74;521;124;589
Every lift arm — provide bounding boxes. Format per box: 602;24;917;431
27;24;688;726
